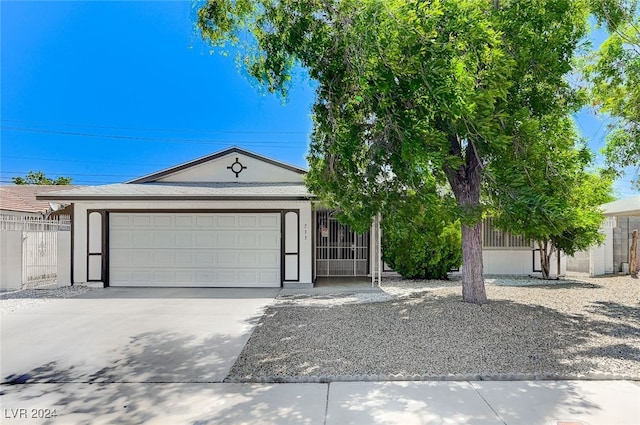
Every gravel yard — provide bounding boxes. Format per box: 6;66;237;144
0;285;95;314
228;274;640;382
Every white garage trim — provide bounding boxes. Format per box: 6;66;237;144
107;211;283;288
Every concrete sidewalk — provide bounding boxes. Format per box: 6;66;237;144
1;380;638;424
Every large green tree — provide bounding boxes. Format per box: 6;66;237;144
488;115;613;278
198;0;590;304
12;171;72;185
586;0;639;186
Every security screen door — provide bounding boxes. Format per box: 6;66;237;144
315;210;369;276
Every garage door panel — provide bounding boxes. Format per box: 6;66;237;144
175;271;193;284
238;252;256;266
238;271;258;283
259;233;280;248
259;215;279;229
238;216;257;227
218;251;236;265
152;232;173;247
175;234;193;247
194;233;212;248
133;250;152;265
110;215;132;228
110;270;129;284
195;251;215;265
154;251;174;265
259;271;279;283
153;215;172;227
217;215;236;227
109;213;281;287
132;270;152;282
175;252;194;265
175;215;194;227
217;233;236;247
109;231;131;248
132;216;152;227
154;270;173;282
237;233;256;247
260;252;279;266
110;250;130;265
110;268;279;287
131;232;153;248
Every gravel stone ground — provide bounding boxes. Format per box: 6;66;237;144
0;285;95;314
228;274;640;382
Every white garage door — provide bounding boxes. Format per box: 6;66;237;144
109;213;281;287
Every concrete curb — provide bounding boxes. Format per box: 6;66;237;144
225;372;640;384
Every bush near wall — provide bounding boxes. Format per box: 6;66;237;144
382;195;462;280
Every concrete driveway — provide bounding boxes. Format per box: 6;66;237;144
1;287;279;384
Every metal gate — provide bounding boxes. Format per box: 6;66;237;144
315;210;369;276
1;215;69;289
22;230;58;287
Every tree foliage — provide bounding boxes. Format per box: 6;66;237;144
12;171;72;185
488;115;613;278
586;0;640;186
198;0;591;303
382;192;462;280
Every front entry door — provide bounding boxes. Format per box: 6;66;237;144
315;210;369;276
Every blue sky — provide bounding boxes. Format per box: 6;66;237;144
1;1;636;198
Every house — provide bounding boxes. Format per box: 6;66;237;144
567;195;640;276
0;185;75;219
37;147;563;289
606;196;640;273
36;148;319;288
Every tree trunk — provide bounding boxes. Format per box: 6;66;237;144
538;240;551;279
445;137;487;305
461;221;486;303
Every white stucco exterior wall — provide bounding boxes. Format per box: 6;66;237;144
57;230;72;287
590;227;614;276
71;200;313;286
483;249;566;277
1;231;23;290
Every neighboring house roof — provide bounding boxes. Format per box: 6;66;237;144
0;185;77;214
601;196;640;217
35;182;311;201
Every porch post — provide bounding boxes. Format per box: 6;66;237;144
377;213;382;286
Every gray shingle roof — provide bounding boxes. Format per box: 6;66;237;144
36;182;312;201
601;196;640;216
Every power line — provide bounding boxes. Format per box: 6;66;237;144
0;155;171;166
1;171;137;178
0;179;120;185
1;118;309;135
1;126;307;146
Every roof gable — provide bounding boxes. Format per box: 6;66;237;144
130;147;306;184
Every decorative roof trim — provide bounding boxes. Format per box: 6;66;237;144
35;194;312;201
128;146;307;184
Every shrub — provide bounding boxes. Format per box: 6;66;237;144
382;197;462;280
